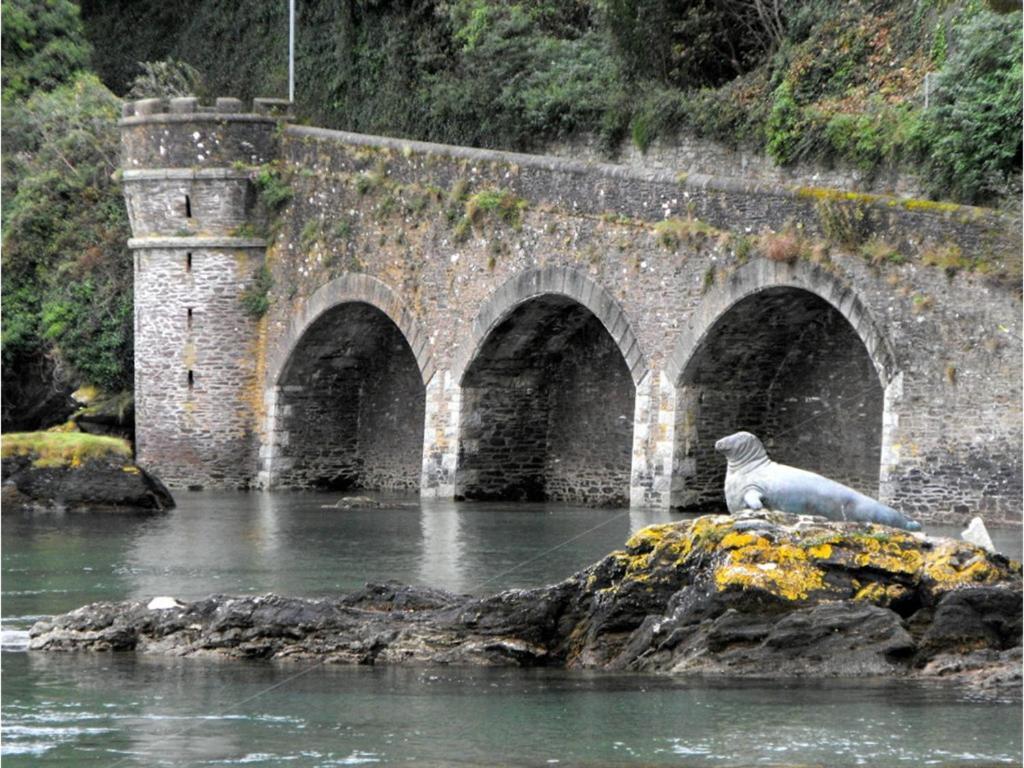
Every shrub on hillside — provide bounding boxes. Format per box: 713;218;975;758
918;11;1023;204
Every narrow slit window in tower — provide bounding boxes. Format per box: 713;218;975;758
187;307;193;330
186;252;192;272
187;370;194;390
184;194;192;218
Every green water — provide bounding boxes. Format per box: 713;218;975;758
2;492;1021;766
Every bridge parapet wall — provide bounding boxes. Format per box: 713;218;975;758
284;126;1017;266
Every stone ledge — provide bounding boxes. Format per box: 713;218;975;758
128;236;267;250
122;169;253;181
120;113;278;127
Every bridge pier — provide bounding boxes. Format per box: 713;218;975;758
420;373;461;499
629;371;678;509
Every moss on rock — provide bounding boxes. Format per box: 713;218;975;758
1;431;132;469
1;430;172;510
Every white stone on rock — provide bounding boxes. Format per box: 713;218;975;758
147;596;184;610
961;516;996;553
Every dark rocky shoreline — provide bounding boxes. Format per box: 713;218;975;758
29;511;1022;693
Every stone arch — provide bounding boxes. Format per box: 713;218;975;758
666;259;897;387
266;273;435;389
450;266;647;387
260;274;431;491
667;259;900;511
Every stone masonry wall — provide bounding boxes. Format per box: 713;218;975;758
121;98;282;487
457;375;550;501
673;287;884;510
271;302;425;491
544;322;635;506
543;132;923;197
356;335;427;491
133;246;262;487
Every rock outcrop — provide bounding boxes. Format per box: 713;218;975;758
2;431;173;511
29;512;1021;691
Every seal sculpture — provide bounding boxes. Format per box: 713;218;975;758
715;431;922;531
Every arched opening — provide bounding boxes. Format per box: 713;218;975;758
456;295;636;506
672;287;884;511
272;302;425;491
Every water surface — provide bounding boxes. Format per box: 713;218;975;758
3;491;1021;766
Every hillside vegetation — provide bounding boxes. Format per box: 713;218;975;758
1;0;131;429
81;0;1023;204
0;0;1020;431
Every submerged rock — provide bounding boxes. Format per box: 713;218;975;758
319;496;417;510
29;511;1020;690
1;431;173;511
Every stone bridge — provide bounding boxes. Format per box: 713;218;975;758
120;97;1022;524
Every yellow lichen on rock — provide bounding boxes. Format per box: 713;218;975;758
853;582;909;606
624;523;678;553
714;534;830;601
924;541;1006;590
806;543;833;560
618;524;692;584
719;531;757;549
608;513;1019;607
848;533;924;575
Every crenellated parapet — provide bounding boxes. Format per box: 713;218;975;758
120;96;289;168
120;96;289;239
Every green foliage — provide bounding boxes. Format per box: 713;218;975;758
734;235;754;263
299;220;322;250
600;0;781;87
930;22;948;65
2;73;132;393
254;164;293;211
240;265;273;319
917;11;1023;204
464;188;527;228
765;81;805;165
74;0;1024;205
1;0;92;101
126;59;204;99
860;237;906;266
452;186;527;238
815;198;867;247
823;106;924;173
654;217;719;249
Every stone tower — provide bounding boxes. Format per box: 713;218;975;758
120;96;287;487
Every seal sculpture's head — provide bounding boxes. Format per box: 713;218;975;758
715;431;769;469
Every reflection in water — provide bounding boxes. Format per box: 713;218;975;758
417;500;466;592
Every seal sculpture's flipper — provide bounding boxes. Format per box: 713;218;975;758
742;489;764;510
715;431;922;532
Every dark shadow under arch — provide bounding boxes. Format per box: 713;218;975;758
456;294;635;506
